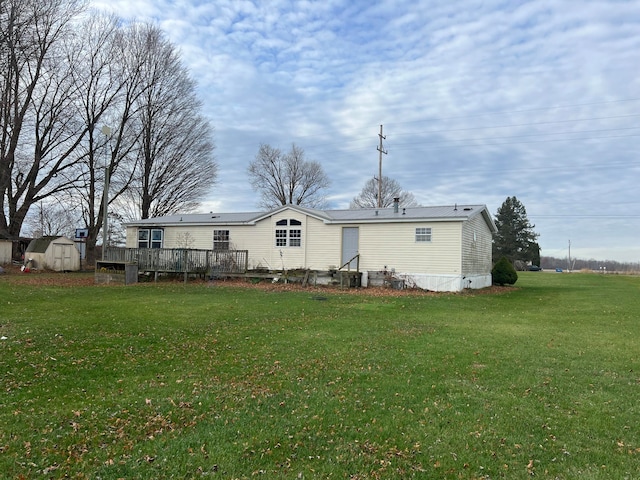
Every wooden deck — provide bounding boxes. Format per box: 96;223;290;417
103;247;248;280
101;248;361;287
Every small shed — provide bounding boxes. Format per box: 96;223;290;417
0;235;12;265
25;236;81;271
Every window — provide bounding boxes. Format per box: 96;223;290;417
274;219;303;247
213;230;230;250
138;229;148;248
138;228;163;248
151;230;163;248
275;229;287;247
289;229;301;247
415;227;432;242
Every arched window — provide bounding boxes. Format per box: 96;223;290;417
275;219;302;247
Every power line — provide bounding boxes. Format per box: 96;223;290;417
387;126;640;149
388;114;640;137
385;98;640;126
382;133;640;153
214;100;640;163
530;215;640;218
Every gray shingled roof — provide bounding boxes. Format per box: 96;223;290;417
125;204;495;231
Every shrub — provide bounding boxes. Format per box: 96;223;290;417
492;256;518;285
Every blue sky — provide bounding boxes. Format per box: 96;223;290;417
90;0;640;263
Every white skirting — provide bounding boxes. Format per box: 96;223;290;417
388;273;492;292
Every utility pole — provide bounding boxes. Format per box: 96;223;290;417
568;239;571;272
376;124;387;208
101;125;111;261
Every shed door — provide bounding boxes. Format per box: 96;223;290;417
52;244;72;271
341;227;359;269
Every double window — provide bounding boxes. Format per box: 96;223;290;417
138;228;163;248
275;219;302;247
213;230;230;250
415;227;432;243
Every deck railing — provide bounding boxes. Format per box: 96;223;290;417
104;247;248;275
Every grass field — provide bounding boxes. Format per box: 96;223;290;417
1;271;639;479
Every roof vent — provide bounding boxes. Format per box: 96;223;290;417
463;207;472;211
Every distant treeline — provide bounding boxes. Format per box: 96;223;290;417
540;256;640;272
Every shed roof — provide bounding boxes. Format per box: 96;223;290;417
126;204;496;232
25;236;73;253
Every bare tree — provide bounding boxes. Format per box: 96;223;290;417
2;4;217;264
0;0;84;243
248;143;330;210
67;15;144;261
23;200;76;238
129;25;216;219
350;176;419;208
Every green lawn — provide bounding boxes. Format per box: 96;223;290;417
1;272;639;479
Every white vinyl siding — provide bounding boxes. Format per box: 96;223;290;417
355;222;462;274
162;228;217;249
304;216;341;269
461;213;493;275
154;219;465;274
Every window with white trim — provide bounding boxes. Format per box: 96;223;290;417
213;230;230;250
138;228;163;248
275;229;287;247
415;227;432;242
274;219;303;247
289;229;301;247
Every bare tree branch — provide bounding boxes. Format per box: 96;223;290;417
248;143;329;210
350;176;419;208
0;0;85;239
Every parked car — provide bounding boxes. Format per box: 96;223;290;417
528;265;542;271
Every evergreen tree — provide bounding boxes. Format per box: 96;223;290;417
528;241;541;267
492;256;518;285
492;196;539;265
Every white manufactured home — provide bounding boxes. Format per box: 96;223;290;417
124;203;496;292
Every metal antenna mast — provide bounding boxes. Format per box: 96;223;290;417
376;124;387;208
